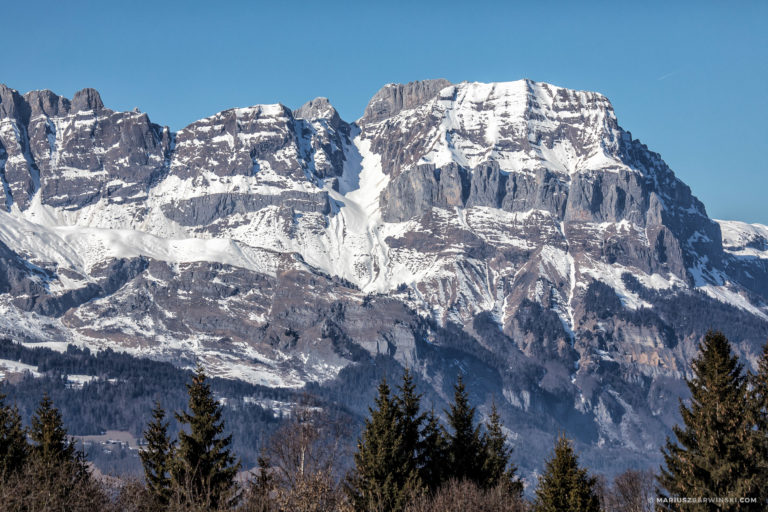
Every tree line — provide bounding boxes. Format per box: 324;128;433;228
1;330;767;510
0;339;293;473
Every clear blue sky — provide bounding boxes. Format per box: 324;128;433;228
3;1;766;224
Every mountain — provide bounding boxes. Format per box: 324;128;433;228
1;79;767;479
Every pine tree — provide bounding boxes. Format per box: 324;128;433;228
658;331;762;509
140;401;174;506
534;433;600;512
0;392;28;477
749;340;768;506
172;365;240;509
28;393;77;469
482;403;523;496
348;378;414;512
417;408;449;493
445;375;485;484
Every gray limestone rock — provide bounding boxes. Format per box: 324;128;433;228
380;162;469;222
0;83;172;211
294;97;341;127
161;191;331;226
466;161;507;208
71;88;104;113
501;168;569;217
24;89;70;118
362;79;451;123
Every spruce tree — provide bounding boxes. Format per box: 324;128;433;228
172;365;240;509
0;392;28;477
29;393;77;469
534;433;600;512
26;392;91;507
658;331;762;508
445;375;485;484
482;403;523;496
349;378;414;512
140;401;174;506
417;408;449;493
395;368;424;487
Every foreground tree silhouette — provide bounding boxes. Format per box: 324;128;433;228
0;394;108;511
398;369;462;495
658;331;762;509
172;365;240;509
482;403;523;496
140;401;174;506
445;376;485;485
395;369;424;488
348;378;416;512
417;409;449;493
29;393;80;470
350;372;524;509
534;434;599;512
0;392;27;477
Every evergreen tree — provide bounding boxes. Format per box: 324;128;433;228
242;456;276;512
140;401;174;506
28;393;78;468
348;378;416;512
482;403;523;496
0;392;28;477
445;375;485;484
172;365;240;509
26;392;91;506
534;433;600;512
417;408;449;493
395;368;423;484
749;340;768;506
658;331;762;509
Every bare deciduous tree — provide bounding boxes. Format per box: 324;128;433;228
241;401;352;512
604;469;655;512
405;478;529;512
269;402;349;486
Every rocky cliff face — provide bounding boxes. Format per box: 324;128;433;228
1;79;767;480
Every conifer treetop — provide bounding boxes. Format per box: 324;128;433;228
29;393;76;467
534;433;600;512
659;330;763;506
172;364;240;509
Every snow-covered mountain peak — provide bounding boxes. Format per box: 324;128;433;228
294;97;339;122
716;219;768;258
358;78;627;182
181;102;293;131
362;78;452;123
2;80;768;479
